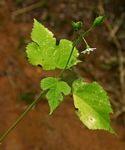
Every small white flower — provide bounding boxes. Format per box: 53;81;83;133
81;47;96;54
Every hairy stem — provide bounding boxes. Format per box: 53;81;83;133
0;91;44;144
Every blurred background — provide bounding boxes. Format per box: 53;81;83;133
0;0;125;149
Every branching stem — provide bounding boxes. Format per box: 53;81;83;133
0;25;94;144
59;26;93;76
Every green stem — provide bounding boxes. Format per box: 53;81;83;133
82;37;89;48
0;91;44;144
0;25;94;144
59;44;75;76
59;26;94;77
76;26;94;46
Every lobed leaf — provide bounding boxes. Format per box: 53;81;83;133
26;19;79;70
40;77;71;114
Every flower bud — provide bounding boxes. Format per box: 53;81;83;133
93;16;105;27
72;21;83;32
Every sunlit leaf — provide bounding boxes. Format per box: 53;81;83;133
73;79;114;134
26;19;79;70
40;77;71;114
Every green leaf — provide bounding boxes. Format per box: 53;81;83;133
26;19;79;70
73;79;114;134
40;77;71;114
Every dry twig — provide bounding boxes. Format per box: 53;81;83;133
98;0;125;106
12;1;46;18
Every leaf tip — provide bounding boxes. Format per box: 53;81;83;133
49;107;55;115
49;111;53;115
33;18;38;24
109;127;116;135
